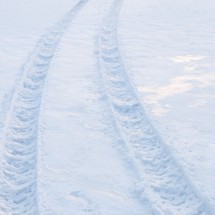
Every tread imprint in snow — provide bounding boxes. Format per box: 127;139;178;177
0;1;88;214
98;0;213;214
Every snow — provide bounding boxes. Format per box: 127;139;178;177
38;1;152;213
0;0;215;214
118;0;215;209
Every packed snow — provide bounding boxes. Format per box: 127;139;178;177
0;0;215;214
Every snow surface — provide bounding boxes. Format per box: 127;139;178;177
0;0;215;214
118;0;215;210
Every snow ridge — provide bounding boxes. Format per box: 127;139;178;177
0;1;88;214
98;0;213;214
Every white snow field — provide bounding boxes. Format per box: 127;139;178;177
0;0;215;214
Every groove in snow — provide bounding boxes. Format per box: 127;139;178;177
0;1;88;214
97;0;213;214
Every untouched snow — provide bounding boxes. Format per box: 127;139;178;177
0;0;215;214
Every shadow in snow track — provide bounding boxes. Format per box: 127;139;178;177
0;0;88;214
97;0;214;214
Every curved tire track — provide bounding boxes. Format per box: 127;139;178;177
97;0;212;214
0;1;88;214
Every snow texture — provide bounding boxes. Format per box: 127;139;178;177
0;0;215;214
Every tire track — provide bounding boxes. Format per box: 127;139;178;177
0;1;88;214
97;0;212;214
